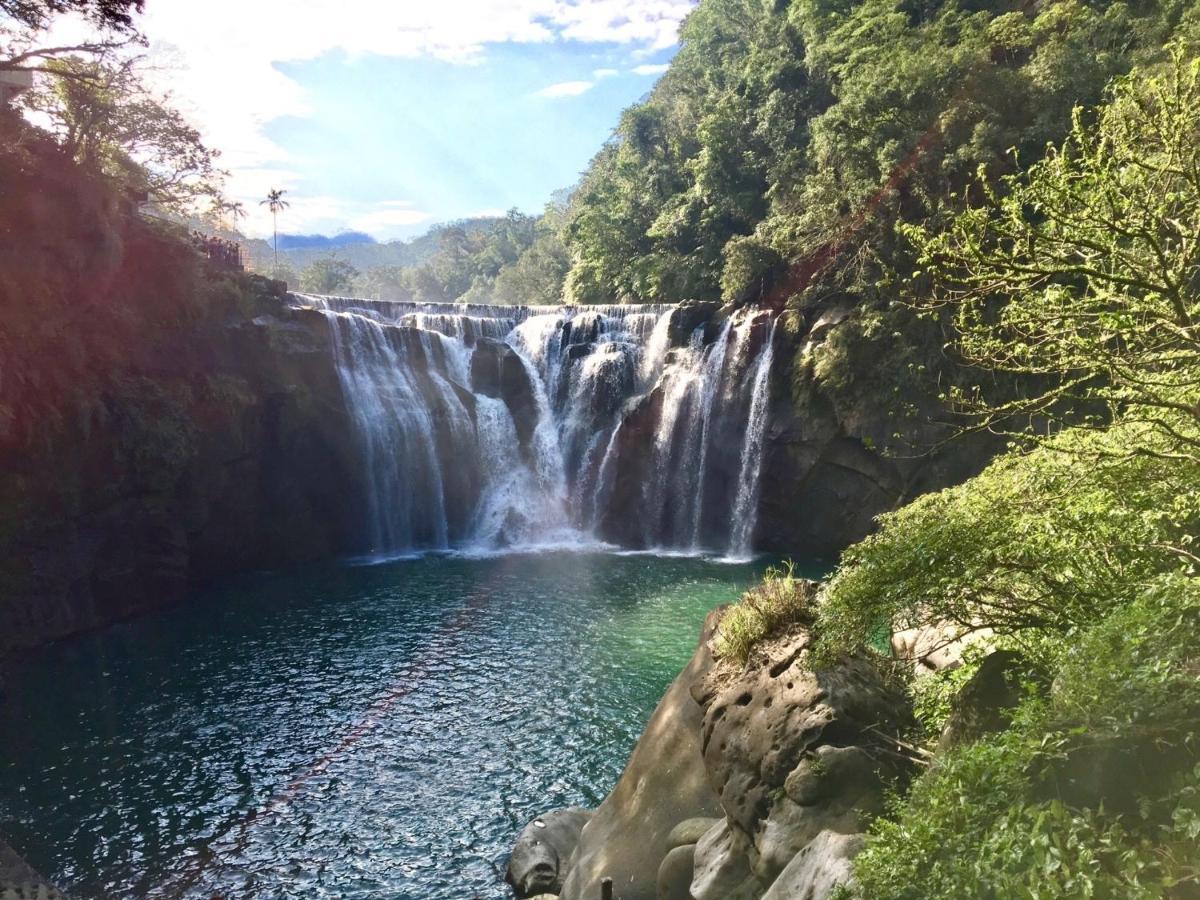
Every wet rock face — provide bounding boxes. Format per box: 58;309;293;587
470;337;540;456
507;807;593;898
689;625;912;898
755;306;998;558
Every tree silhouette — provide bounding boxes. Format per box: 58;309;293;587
260;188;289;268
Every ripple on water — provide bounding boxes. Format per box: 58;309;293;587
0;552;798;899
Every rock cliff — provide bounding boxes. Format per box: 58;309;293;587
0;133;363;655
524;595;914;900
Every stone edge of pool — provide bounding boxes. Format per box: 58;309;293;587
1;833;69;899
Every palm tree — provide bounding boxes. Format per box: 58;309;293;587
260;188;290;268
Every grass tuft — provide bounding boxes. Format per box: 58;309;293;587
716;561;815;663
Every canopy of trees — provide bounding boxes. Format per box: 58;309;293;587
22;54;226;216
290;207;568;305
542;0;1197;305
1;0;142;32
808;46;1200;896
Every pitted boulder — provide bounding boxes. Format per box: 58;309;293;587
759;830;864;900
506;807;592;898
692;620;912;896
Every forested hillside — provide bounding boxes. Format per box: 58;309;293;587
551;0;1193;308
594;1;1200;895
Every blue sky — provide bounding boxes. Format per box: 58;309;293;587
266;43;674;238
80;0;699;241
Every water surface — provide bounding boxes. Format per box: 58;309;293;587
0;552;786;899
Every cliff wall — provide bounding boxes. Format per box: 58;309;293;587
0;126;363;655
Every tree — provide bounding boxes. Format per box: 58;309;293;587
353;266;414;301
267;264;298;290
2;0;142;77
493;199;570;305
260;188;289;269
299;257;358;295
22;53;227;215
905;46;1200;455
1;0;142;32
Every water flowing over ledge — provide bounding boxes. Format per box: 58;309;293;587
294;295;777;561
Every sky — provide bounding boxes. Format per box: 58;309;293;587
56;0;697;241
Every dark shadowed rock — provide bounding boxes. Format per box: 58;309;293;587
756;306;997;558
507;807;593;898
939;650;1027;751
667;301;721;347
470;337;540;456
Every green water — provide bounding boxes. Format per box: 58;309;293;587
0;552;795;899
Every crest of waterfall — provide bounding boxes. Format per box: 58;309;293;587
297;294;777;559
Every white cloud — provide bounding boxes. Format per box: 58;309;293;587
535;79;595;98
593;67;619;78
256;196;433;241
350;201;434;233
631;63;670;75
46;1;696;236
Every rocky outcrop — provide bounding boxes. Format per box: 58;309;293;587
508;808;593;898
756;306;998;558
0;302;363;657
0;133;371;656
526;605;913;900
938;650;1027;751
471;337;541;456
557;610;727;900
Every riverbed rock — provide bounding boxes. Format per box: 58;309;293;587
657;844;698;900
507;807;593;898
666;817;722;850
556;610;726;900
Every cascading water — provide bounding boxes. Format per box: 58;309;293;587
298;294;776;559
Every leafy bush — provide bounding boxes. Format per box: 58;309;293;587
844;575;1200;899
815;419;1200;666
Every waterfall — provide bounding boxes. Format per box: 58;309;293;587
727;318;778;560
298;294;777;559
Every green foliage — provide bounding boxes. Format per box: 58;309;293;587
1;0;141;32
23;54;227;216
298;257;359;295
905;46;1200;444
715;561;815;663
800;44;1200;898
817;419;1200;663
341;208;556;304
845;575;1200;899
560;0;1189;305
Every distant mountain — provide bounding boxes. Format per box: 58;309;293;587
275;231;376;251
243;216;510;275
